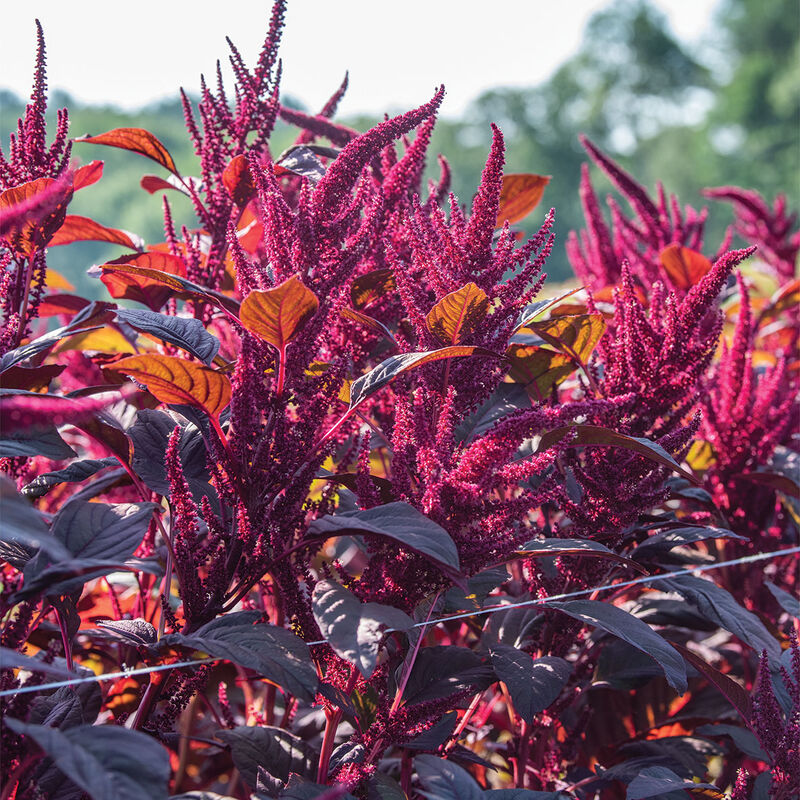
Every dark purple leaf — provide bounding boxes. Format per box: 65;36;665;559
116;308;220;365
765;580;800;618
404;711;459;750
659;575;780;658
29;680;101;729
516;538;647;574
0;301;115;372
0;424;76;460
670;643;752;722
312;579;413;678
632;526;746;560
96;618;157;647
489;647;570;723
128;409;215;505
5;719;170;800
400;646;494;705
0;647;75;678
537;425;699;485
348;348;498;409
484;791;571;799
694;724;767;761
626;766;723;799
163;611;317;701
414;754;483;800
51;500;158;563
215;725;316;793
21;457;118;499
308;502;460;573
275;145;329;183
543;600;688;693
0;476;71;561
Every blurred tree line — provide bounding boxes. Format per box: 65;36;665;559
1;0;797;295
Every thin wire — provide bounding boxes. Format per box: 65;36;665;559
2;545;797;699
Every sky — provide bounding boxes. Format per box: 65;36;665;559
2;0;720;119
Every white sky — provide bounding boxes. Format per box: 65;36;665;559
1;0;719;119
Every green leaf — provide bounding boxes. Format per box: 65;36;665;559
5;720;170;800
116;308;220;365
489;646;570;723
307;502;460;573
312;579;413;677
163;611;317;701
543;599;688;693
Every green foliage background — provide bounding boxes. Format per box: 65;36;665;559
1;0;797;298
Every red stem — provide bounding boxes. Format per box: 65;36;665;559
317;667;359;784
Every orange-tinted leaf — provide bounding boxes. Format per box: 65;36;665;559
100;252;186;311
45;270;75;292
140;175;184;195
104;354;231;419
72;160;104;191
659;244;713;290
760;278;800;325
0;177;73;256
55;327;136;355
686;440;716;472
222;154;256;207
100;261;239;316
240;276;319;352
341;308;397;345
593;284;649;307
351;269;395;309
38;294;91;318
236;216;264;255
426;282;489;345
49;215;141;249
76;128;179;175
105;677;142;717
506;344;575;399
496;173;550;227
529;313;606;366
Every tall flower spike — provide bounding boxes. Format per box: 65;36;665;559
462;124;505;278
0;21;70;187
312;86;445;220
703;186;800;283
